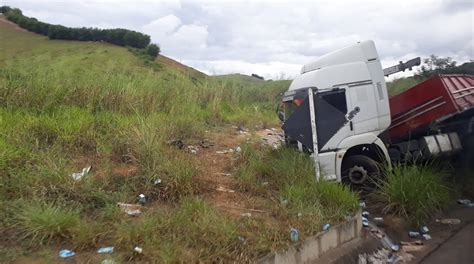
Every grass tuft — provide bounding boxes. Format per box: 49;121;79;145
374;163;452;226
15;202;80;245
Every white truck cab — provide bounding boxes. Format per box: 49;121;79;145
281;40;391;184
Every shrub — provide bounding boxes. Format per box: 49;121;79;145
374;164;452;226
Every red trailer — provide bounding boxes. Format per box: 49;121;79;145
387;74;474;143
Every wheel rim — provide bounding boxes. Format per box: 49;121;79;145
348;165;368;184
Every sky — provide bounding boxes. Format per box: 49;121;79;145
3;0;473;80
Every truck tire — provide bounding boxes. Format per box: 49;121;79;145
342;155;381;186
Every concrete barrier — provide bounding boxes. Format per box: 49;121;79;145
259;211;362;264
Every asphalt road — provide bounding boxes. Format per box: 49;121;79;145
421;221;474;264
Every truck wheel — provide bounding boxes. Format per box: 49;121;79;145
342;155;381;186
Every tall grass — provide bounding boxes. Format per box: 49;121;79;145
375;164;452;226
235;144;359;236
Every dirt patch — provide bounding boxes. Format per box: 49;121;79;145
0;16;28;33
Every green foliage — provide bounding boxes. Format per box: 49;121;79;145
374;164;452;226
2;6;151;48
236;145;359;234
15;202;80;245
146;43;160;58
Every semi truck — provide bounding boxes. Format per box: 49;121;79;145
279;40;474;185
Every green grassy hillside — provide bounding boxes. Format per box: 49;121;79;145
0;15;358;262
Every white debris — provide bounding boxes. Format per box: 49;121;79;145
71;166;92;181
216;186;235;193
117;203;142;216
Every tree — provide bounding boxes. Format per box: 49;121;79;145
146;44;160;58
417;55;457;79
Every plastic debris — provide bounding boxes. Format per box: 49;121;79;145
154;178;162;185
134;246;143;254
381;235;400;252
420;225;429;234
362;218;369;227
241;212;252;217
235;146;242;153
373;217;383;222
138;194;146;205
362;211;370;217
297;212;303;218
359;202;366;208
71;166;91;181
387;253;398;263
238;236;246;244
59;249;75;258
457;199;471;205
409;231;420;238
323;223;331;231
199;139;213;148
422;234;431;240
117;203;142;216
101;260;116;264
216;186;235;193
262;181;269;186
187;145;199;154
436;218;461;225
281;199;289;206
97;246;114;254
169;139;185;149
290;227;299;242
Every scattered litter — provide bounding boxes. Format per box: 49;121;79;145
59;249;75;258
420;225;429;234
216;186;235;193
229;148;234;153
169;139;185;149
362;218;369;227
408;231;420;238
97;246;114;254
71;166;91;181
457;199;471;205
216;150;228;154
138;194;146;205
101;259;116;264
436;218;461;225
359;202;366;208
134;246;143;254
362;211;370;217
387;253;398;263
215;172;232;177
262;181;269;186
381;235;400;252
187;145;199;154
117;203;142;216
290;227;299;242
241;212;252;217
422;234;431;240
281;199;289;206
402;244;424;252
238;236;247;244
154;178;162;185
323;223;330;231
235;146;242;153
199;139;213;148
373;217;384;222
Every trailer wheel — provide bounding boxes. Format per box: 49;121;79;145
342;155;381;186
